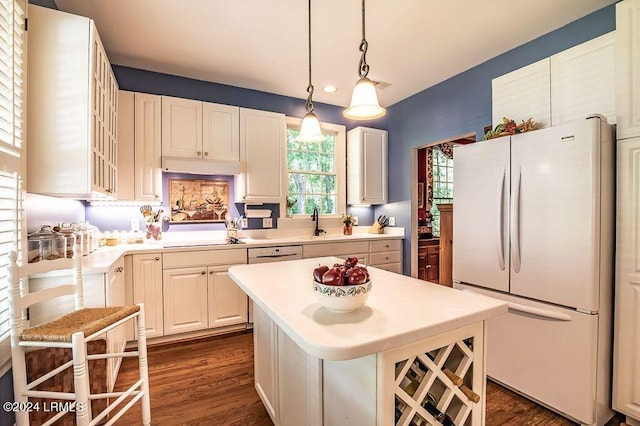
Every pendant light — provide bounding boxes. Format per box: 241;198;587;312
343;0;386;120
296;0;324;142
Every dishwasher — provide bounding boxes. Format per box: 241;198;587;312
247;245;303;325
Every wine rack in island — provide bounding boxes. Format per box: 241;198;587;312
380;322;485;426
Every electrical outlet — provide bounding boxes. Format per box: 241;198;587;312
353;216;359;225
388;217;396;226
241;218;248;229
263;218;273;228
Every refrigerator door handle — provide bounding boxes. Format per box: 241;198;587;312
459;288;572;321
511;165;522;273
496;167;506;271
506;301;573;321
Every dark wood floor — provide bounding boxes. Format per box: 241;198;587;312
114;331;626;425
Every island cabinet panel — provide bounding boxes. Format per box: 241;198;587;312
254;305;279;423
162;267;208;335
132;253;164;339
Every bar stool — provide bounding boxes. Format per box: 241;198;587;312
8;249;151;426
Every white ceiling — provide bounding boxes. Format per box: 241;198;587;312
54;0;615;108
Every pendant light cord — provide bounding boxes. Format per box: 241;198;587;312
305;0;315;114
358;0;369;78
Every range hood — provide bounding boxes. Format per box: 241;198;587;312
162;156;243;175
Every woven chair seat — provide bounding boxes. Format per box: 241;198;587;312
20;306;140;343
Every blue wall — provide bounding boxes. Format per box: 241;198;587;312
377;4;616;274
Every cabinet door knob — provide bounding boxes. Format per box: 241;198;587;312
204;152;209;156
154;256;160;261
154;194;159;199
116;266;123;273
209;270;214;274
201;271;206;275
197;151;202;156
425;265;431;269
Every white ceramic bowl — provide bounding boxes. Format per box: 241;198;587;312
313;280;372;313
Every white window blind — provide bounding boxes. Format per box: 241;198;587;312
0;0;25;368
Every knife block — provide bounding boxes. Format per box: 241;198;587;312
368;222;385;234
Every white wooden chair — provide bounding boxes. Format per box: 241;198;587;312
7;248;151;426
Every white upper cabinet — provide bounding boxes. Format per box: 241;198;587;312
551;32;616;126
492;33;617;130
616;0;640;139
203;103;240;161
347;127;388;205
27;5;118;199
236;108;286;203
161;96;240;162
162;96;203;159
492;58;551;128
117;91;162;201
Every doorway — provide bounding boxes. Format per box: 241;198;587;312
409;133;475;281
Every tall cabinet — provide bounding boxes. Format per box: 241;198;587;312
27;5;118;199
117;91;162;201
614;1;640;424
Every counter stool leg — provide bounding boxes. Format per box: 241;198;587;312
136;304;152;425
72;332;91;426
11;343;29;426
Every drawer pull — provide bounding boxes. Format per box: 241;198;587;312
201;271;206;275
197;151;202;156
154;256;160;261
209;270;214;274
116;266;123;273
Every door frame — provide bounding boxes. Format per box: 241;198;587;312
410;132;475;278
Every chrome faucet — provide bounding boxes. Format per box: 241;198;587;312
311;207;325;237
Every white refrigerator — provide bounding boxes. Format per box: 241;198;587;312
452;116;615;425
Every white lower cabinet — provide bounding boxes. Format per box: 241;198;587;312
105;259;126;391
163;248;248;333
208;265;248;328
302;238;403;273
132;253;164;338
163;267;209;335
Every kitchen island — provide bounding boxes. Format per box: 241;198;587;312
229;257;507;426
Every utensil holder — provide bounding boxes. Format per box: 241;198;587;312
368;222;384;234
145;221;162;241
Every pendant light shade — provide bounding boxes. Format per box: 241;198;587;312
343;0;386;121
297;0;324;142
299;111;324;142
343;77;386;120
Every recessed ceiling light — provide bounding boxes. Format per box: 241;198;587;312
322;85;338;93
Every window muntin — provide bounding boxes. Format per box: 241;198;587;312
286;120;345;217
430;147;453;236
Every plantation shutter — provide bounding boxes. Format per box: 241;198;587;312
0;0;25;368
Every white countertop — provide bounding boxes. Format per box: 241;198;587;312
228;257;508;361
79;230;404;274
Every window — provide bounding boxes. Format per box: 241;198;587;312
430;147;453;236
0;0;26;370
286;118;346;216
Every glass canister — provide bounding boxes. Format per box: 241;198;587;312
86;222;99;253
27;225;65;263
71;222;88;256
55;223;77;259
